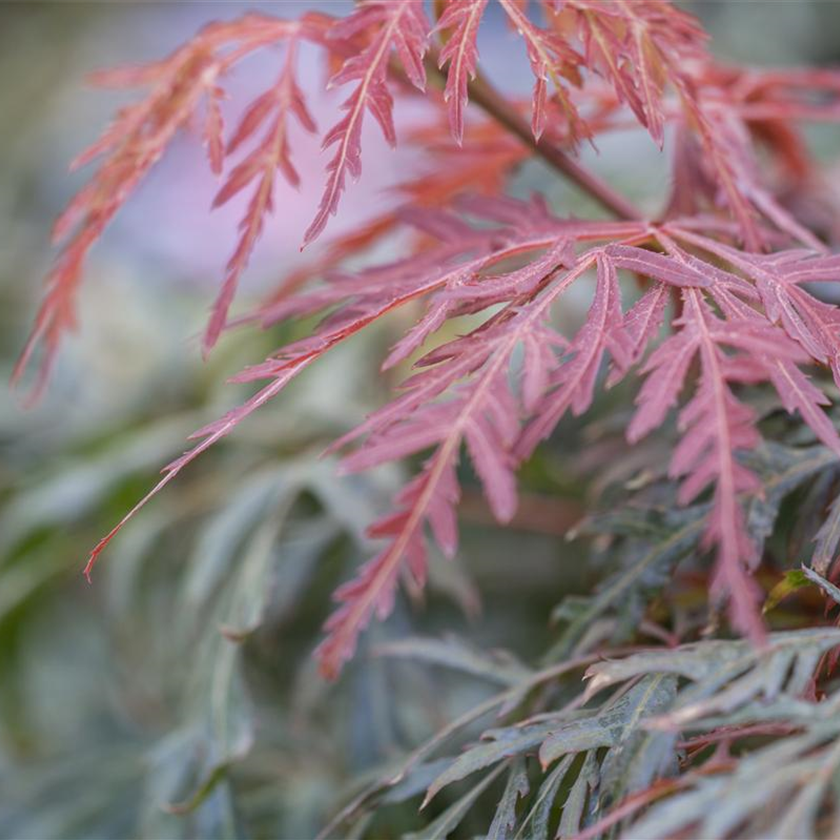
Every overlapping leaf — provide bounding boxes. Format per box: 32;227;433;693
68;190;840;676
17;0;840;692
14;14;318;392
623;690;840;840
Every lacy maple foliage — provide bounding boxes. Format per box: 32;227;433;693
18;0;840;678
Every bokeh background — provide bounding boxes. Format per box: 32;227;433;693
1;2;839;837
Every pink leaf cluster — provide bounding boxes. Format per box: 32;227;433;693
19;0;840;678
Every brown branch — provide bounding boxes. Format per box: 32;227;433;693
458;489;583;537
423;45;643;222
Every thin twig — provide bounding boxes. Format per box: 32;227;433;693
423;45;643;222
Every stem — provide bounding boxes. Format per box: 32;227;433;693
424;45;643;222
